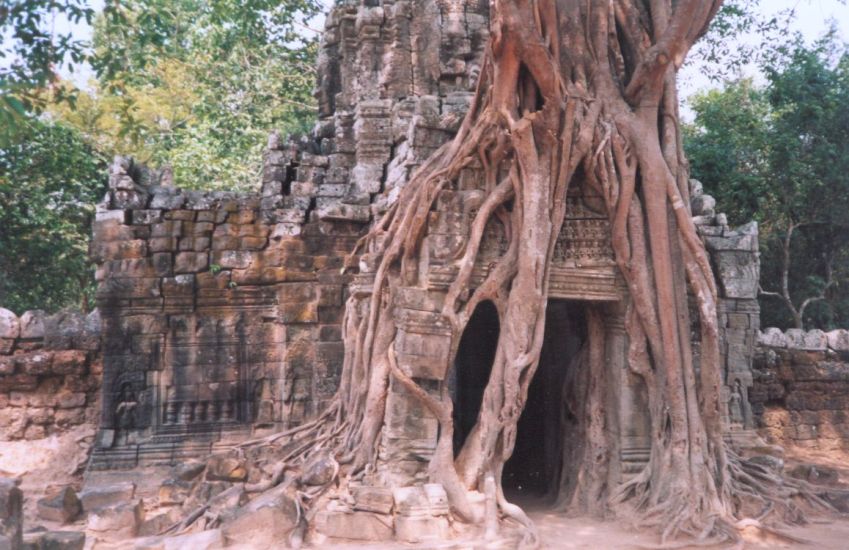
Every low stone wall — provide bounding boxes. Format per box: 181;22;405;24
0;308;101;441
751;327;849;450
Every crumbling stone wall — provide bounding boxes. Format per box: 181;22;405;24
691;181;761;437
89;0;490;469
0;308;101;441
752;328;849;450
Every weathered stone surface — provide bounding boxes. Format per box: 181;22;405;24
205;456;247;482
79;482;135;513
171;461;205;482
86;500;144;539
40;530;86;550
316;510;393;541
0;479;22;550
158;479;191;506
221;484;298;547
19;311;45;339
0;310;19;340
785;329;827;351
162;529;223;550
758;328;787;348
352;486;393;514
826;329;849;352
395;515;449;543
36;487;81;524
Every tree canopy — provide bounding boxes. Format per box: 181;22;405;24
0;118;107;313
686;34;849;329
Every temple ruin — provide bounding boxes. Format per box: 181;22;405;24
87;0;760;505
5;0;833;547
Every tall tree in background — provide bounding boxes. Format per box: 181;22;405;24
61;0;322;190
687;35;849;329
0;119;107;313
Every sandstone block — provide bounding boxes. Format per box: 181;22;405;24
395;515;449;543
758;328;787;348
786;329;827;351
37;487;81;524
41;530;85;550
52;350;87;375
0;309;19;340
826;329;849;352
86;500;144;539
352;486;393;514
174;252;208;274
221;485;298;547
158;479;191;506
316;510;393;541
163;529;223;550
79;482;135;513
205;456;247;482
17;352;54;375
19;310;45;339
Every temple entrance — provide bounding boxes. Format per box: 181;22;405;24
450;299;589;503
452;301;500;456
502;300;586;504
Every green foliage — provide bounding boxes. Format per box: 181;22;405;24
686;35;849;329
0;118;107;313
0;0;96;143
69;0;322;191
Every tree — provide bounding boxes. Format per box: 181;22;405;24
686;36;849;329
67;0;322;190
187;2;826;547
0;118;107;313
0;0;95;143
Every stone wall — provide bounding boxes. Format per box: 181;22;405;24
0;308;101;441
752;328;849;450
89;0;490;469
690;181;761;437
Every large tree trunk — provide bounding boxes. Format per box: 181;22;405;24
178;2;832;546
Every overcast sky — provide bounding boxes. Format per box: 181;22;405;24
57;0;848;113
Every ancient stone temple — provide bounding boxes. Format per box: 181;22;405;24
89;0;761;510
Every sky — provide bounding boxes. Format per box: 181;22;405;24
52;0;849;113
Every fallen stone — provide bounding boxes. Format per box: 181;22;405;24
205;455;247;482
86;500;144;539
163;529;223;550
158;479;191;506
300;453;337;486
395;515;449;543
41;530;85;550
137;509;181;538
171;461;205;482
221;484;298;547
37;487;81;524
352;485;394;514
316;510;393;541
79;482;135;513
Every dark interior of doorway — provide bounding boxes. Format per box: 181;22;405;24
451;300;587;505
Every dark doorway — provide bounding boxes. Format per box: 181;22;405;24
452;301;500;456
502;300;586;503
